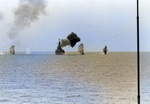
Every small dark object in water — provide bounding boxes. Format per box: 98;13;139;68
9;45;15;55
103;45;108;55
55;39;65;55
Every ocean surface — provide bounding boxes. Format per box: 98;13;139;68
0;52;149;104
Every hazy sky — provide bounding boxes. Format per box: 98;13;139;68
0;0;150;52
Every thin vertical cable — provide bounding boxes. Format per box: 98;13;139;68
137;0;140;104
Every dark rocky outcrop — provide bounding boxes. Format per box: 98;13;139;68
78;43;84;55
103;45;108;55
55;39;65;55
9;45;15;54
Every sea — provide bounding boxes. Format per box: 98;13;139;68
0;52;149;104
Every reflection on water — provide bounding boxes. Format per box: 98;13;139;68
0;52;149;104
0;54;104;104
141;52;150;104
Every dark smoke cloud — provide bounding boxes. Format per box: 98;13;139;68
8;0;47;39
60;32;81;48
67;32;80;47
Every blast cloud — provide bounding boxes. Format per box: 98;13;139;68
60;32;81;48
8;0;47;39
60;39;71;48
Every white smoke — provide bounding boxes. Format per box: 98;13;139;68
26;47;31;54
8;0;47;39
60;39;71;47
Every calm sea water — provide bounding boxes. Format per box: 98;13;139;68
0;52;149;104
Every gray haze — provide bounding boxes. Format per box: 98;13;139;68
8;0;47;39
0;11;3;20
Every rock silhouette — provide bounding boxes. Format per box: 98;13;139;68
78;43;84;55
9;45;15;54
55;39;65;55
103;45;108;55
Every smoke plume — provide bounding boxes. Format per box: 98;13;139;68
60;39;71;48
60;32;81;48
8;0;47;39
